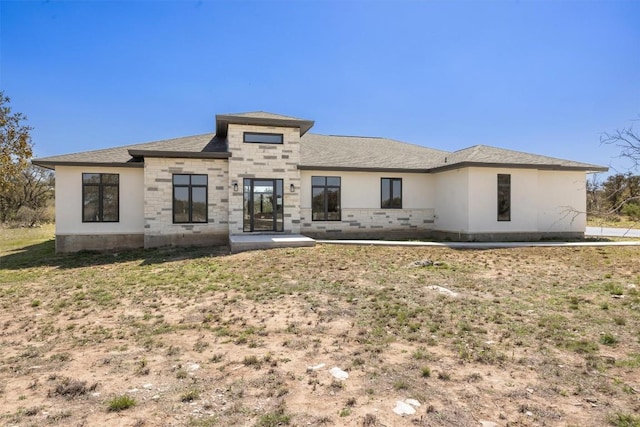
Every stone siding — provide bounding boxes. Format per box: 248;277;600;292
227;124;301;235
143;158;229;248
300;208;435;239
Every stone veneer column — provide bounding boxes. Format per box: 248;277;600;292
143;157;229;248
227;124;301;235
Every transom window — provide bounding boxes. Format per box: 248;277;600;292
312;176;341;221
497;174;511;221
173;174;208;223
381;178;402;209
82;173;119;222
243;132;283;144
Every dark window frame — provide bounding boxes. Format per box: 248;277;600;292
381;177;403;209
243;132;284;144
82;173;119;223
311;176;341;221
497;173;511;222
243;178;284;232
172;174;208;224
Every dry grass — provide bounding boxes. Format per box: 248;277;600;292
1;225;639;426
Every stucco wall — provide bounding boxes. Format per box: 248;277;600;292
227;124;301;234
467;167;539;233
433;167;587;236
143;157;229;248
299;170;435;237
537;170;586;232
433;168;470;233
55;165;144;235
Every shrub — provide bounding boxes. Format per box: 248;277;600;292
108;394;136;411
621;203;640;221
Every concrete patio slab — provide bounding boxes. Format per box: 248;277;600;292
229;234;315;253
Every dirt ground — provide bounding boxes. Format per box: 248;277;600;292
1;234;639;426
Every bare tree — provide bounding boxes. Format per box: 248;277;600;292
591;118;640;223
601;116;640;171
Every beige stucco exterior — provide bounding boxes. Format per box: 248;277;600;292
432;167;586;240
54;166;144;252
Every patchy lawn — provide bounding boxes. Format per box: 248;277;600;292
588;216;640;230
1;226;639;426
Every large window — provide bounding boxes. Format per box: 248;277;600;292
173;174;208;223
243;132;283;144
312;176;341;221
82;173;119;222
381;178;402;208
497;174;511;221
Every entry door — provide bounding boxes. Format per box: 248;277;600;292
243;179;284;232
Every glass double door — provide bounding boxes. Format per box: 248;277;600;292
243;179;284;232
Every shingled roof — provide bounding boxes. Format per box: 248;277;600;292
32;112;607;172
299;134;449;171
428;144;607;172
32;133;223;168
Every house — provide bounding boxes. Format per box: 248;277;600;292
32;111;607;252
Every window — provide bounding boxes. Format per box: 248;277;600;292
82;173;119;222
497;174;511;221
243;132;283;144
173;174;208;223
312;176;341;221
381;178;402;208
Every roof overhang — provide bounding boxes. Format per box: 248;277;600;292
216;114;314;137
298;165;430;173
128;149;231;159
427;161;609;173
31;160;143;170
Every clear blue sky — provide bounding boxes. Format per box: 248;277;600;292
2;0;639;175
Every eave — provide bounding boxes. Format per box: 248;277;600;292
32;160;143;170
216;114;314;137
298;165;430;173
427;161;609;173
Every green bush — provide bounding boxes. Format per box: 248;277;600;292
107;394;136;412
621;203;640;221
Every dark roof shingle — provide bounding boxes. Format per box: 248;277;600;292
32;117;607;172
299;134;449;171
430;144;607;171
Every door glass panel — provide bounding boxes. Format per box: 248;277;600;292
243;179;284;232
243;179;251;232
252;180;274;231
275;180;283;231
